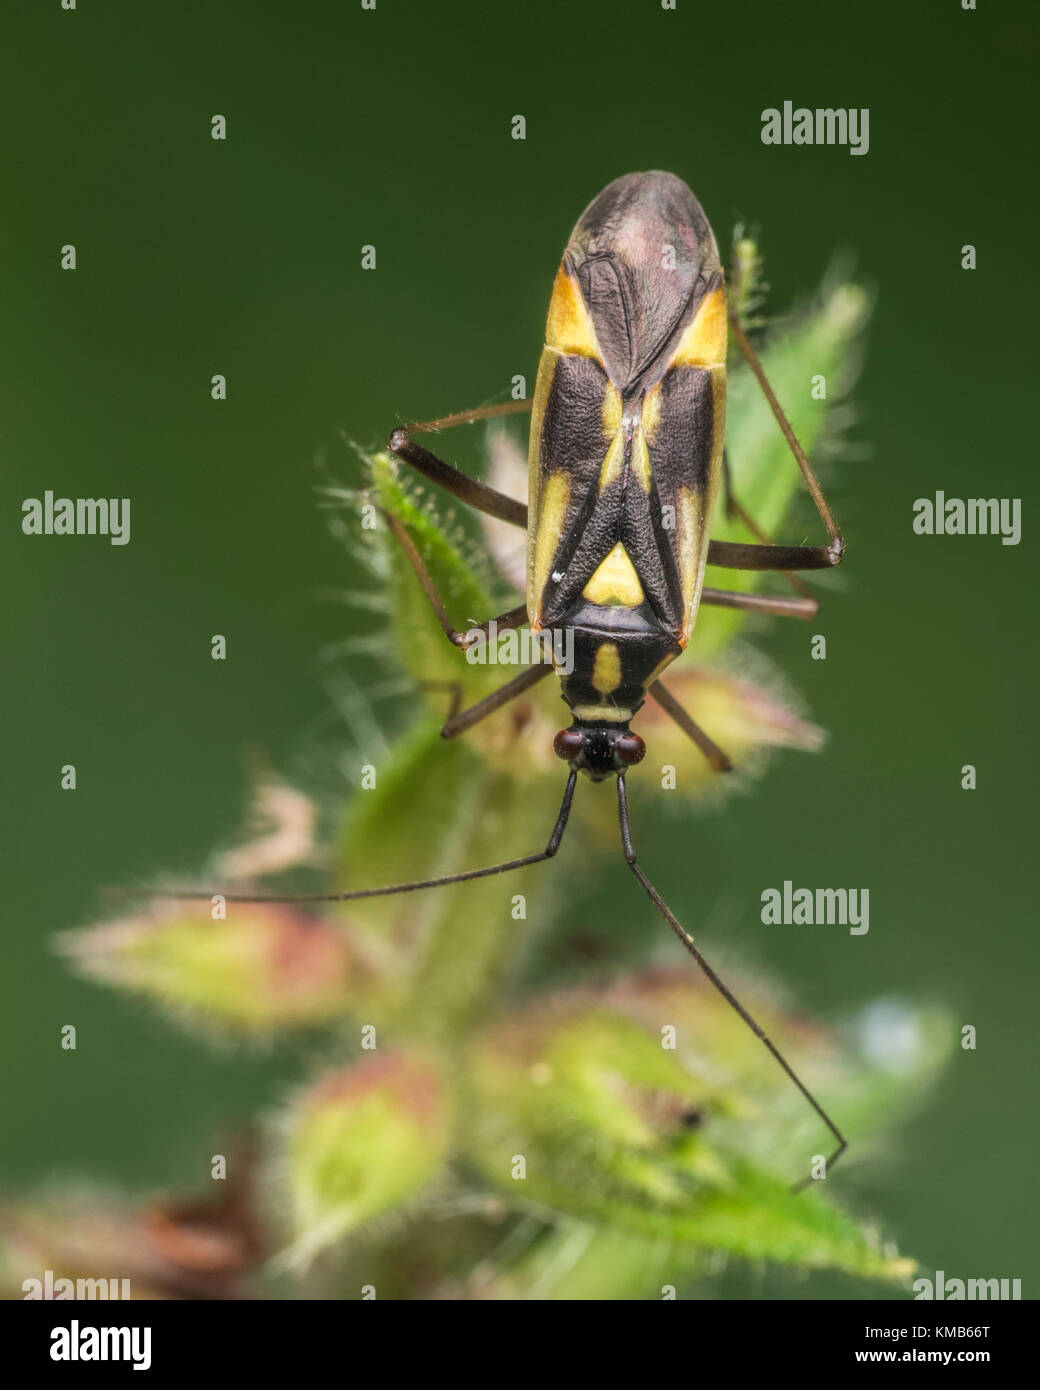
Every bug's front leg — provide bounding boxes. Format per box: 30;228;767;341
648;680;732;772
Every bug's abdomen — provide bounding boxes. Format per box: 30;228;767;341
558;617;682;723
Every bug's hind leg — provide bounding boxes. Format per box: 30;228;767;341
648;680;733;773
382;509;527;650
720;449;814;602
422;663;554;739
729;314;844;556
707;315;845;573
388;400;532;528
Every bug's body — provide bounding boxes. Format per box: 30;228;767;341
179;172;850;1182
527;173;729;777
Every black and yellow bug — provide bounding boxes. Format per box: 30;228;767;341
190;172;848;1181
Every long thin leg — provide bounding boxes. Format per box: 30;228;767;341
426;664;555;740
648;680;732;773
722;449;814;601
382;510;526;649
708;315;844;574
615;776;847;1187
417;679;464;722
389;400;531;528
730;316;843;549
701;587;817;620
163;771;579;906
707;538;838;572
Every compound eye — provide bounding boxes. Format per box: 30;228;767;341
553;728;583;761
616;732;646;766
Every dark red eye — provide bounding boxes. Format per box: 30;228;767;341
553;728;583;761
616;733;646;766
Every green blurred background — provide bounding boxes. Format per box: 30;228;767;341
3;0;1036;1297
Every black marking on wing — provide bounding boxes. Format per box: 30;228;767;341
619;478;685;630
648;365;719;499
536;369;719;638
536;354;609;499
539;477;625;625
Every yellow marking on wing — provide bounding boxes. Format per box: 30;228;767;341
676;364;726;645
598;430;626;492
591;642;623;696
529;470;570;630
677;487;707;647
527;348;556;470
545;268;602;359
670;286;728;368
583;542;645;607
631;427;652;492
641;383;662;443
526;349;558;625
602;381;623;435
710;362;728;461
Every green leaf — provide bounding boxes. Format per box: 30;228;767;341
460;972;946;1283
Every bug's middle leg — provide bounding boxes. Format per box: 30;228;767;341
382;510;526;650
425;663;555;739
701;587;817;620
648;679;732;773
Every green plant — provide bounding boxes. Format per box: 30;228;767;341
11;243;949;1301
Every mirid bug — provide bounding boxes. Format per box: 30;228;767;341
179;172;848;1183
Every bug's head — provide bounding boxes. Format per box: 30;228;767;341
553;722;645;782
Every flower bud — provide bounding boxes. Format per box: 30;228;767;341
58;904;363;1035
279;1050;451;1269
